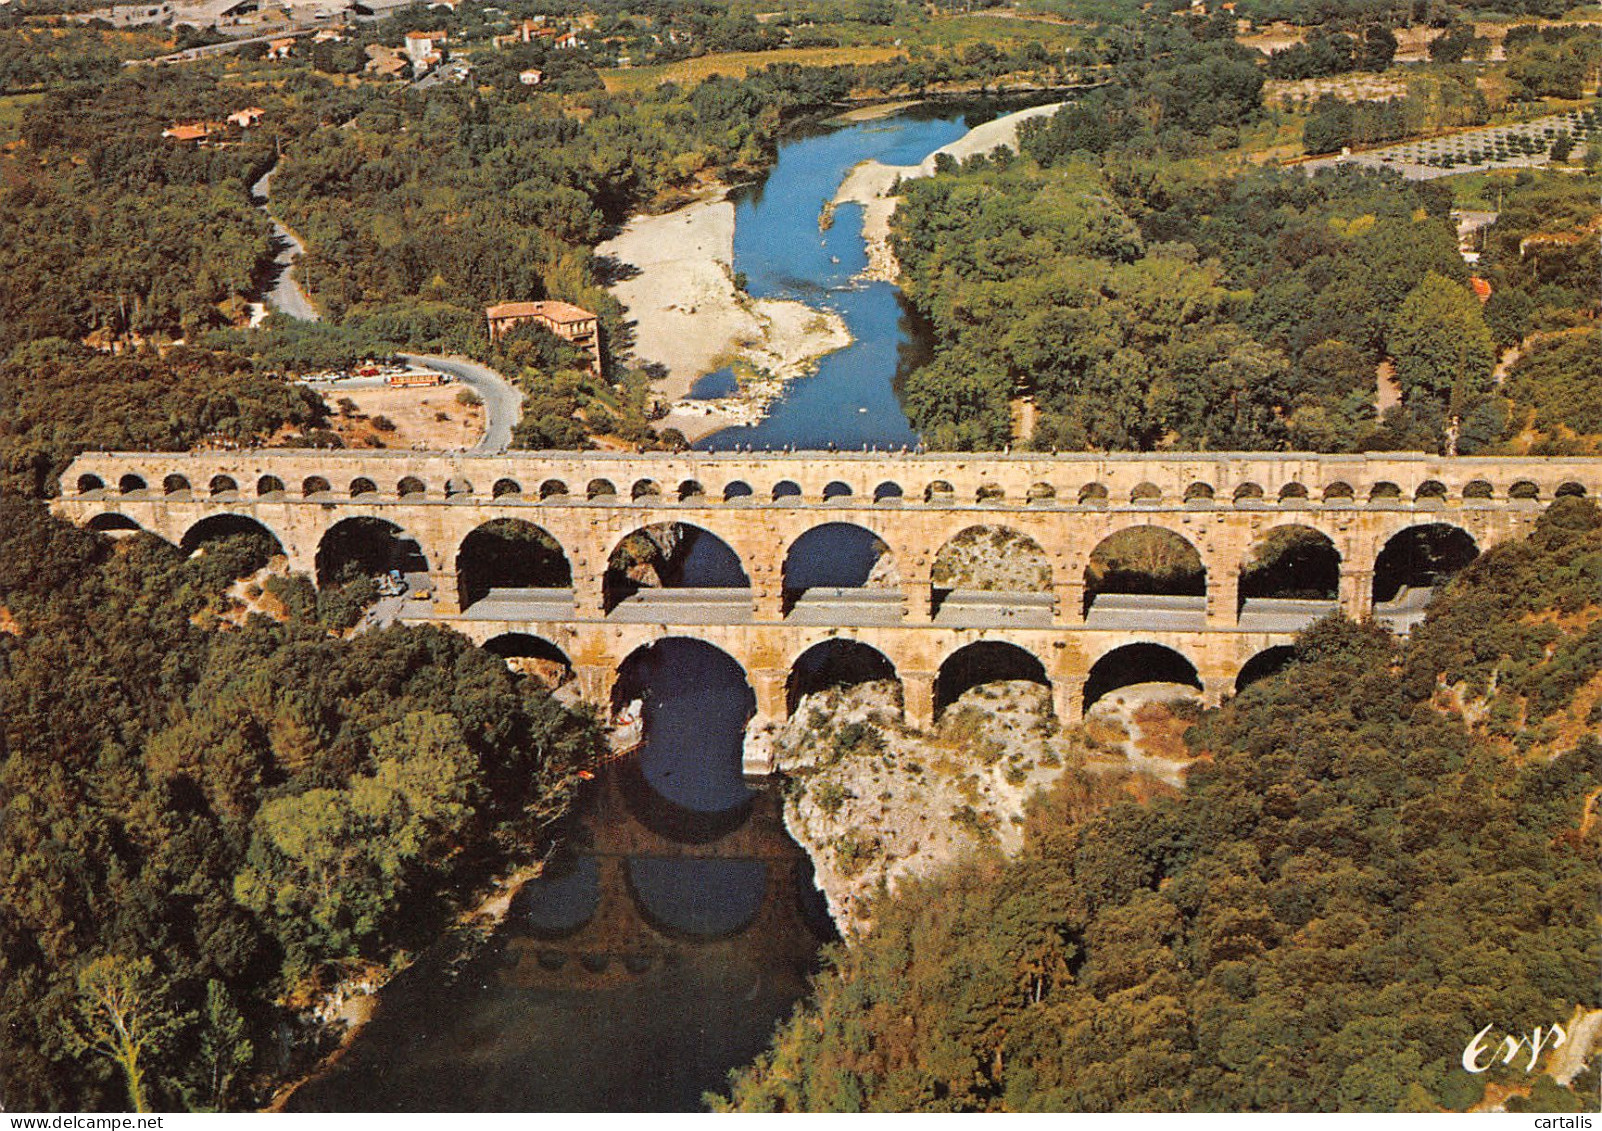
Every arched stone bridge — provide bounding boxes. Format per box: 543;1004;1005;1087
55;450;1599;766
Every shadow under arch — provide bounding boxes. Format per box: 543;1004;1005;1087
1082;643;1201;714
934;640;1049;719
1236;645;1298;693
624;856;768;941
613;637;757;838
787;639;901;717
1239;524;1340;605
86;512;145;533
180;512;286;559
1372;523;1479;604
603;522;749;612
315;516;428;587
457;519;572;611
482;632;573;689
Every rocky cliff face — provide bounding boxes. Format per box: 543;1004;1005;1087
774;681;1080;935
775;680;1201;936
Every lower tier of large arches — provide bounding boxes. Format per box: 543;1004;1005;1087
464;620;1319;767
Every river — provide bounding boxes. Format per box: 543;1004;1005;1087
690;106;999;452
289;101;1038;1114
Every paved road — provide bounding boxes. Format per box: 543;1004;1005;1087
400;354;524;455
250;165;321;322
132;24;322;66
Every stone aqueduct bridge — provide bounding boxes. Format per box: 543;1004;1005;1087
55;450;1601;766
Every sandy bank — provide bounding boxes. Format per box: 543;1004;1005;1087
831;101;1063;282
596;191;851;443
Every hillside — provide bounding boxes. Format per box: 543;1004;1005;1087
718;498;1602;1113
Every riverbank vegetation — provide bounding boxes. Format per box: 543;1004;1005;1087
720;498;1602;1112
0;498;602;1110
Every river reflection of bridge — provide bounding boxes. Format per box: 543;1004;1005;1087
288;767;833;1113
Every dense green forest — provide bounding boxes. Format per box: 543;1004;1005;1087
893;79;1599;453
0;498;603;1110
720;498;1602;1112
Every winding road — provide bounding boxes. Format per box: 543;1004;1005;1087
248;164;523;453
249;164;321;323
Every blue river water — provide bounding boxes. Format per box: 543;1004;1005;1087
692;109;973;452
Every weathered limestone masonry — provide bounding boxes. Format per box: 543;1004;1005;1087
56;450;1600;769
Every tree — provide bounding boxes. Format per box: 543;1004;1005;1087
1388;272;1495;412
61;956;192;1113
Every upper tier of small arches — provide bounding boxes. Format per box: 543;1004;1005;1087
73;469;1592;508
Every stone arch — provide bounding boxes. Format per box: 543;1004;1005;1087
724;480;754;502
396;476;426;497
604;522;750;612
1415;479;1447;502
302;475;331;497
492;477;523;498
445;477;473;497
873;481;904;504
823;480;853;502
179;513;286;568
1463;479;1494;500
612;637;757;819
86;513;142;533
456;519;572;611
1323;480;1354;502
631;478;661;502
773;480;803;502
1184;482;1215;503
976;482;1005;504
782;522;897;603
930;525;1052;610
163;474;191;495
1131;482;1162;504
1239;524;1341;604
1368;481;1402;503
315;516;428;588
1373;523;1478;604
787;639;900;717
1083;642;1202;714
1278;482;1309;502
481;632;573;690
1236;645;1298;693
924;480;954;504
76;473;106;494
1027;482;1056;504
209;474;239;497
349;476;377;498
1078;482;1109;506
118;473;147;495
934;641;1049;719
1508;479;1540;500
1233;482;1264;504
257;475;286;497
587;478;616;500
1555;481;1587;498
678;479;705;502
1083;525;1206;617
540;478;568;499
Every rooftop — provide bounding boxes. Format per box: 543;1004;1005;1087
486;300;597;324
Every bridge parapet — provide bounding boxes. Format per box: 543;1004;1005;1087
58;450;1601;511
